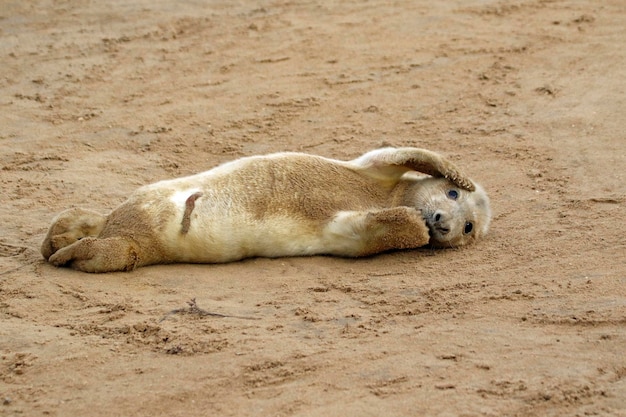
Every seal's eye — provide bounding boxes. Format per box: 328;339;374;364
446;190;459;200
464;221;473;234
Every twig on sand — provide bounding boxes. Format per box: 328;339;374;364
159;298;259;322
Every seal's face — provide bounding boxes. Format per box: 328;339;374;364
409;178;491;248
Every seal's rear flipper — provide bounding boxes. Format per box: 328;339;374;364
48;236;142;273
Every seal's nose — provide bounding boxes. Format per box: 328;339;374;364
427;211;449;235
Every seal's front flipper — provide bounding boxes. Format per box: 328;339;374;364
323;206;430;257
352;147;475;191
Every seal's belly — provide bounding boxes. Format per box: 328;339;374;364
165;216;325;263
155;188;326;263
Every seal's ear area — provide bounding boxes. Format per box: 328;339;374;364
351;147;475;191
470;182;492;238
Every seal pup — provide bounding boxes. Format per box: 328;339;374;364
41;147;491;273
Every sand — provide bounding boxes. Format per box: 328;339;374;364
1;1;625;416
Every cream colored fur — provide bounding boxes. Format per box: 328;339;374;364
42;147;491;273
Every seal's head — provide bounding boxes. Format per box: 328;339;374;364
407;177;491;248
